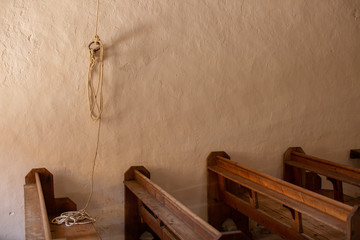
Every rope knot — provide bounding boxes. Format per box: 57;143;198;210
88;38;102;54
94;35;100;42
88;33;104;122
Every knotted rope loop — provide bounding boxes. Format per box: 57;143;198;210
87;35;104;122
88;35;102;54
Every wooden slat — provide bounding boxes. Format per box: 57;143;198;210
133;169;222;240
138;205;179;240
315;189;360;206
215;156;353;223
35;172;52;240
125;180;217;240
209;165;347;233
254;193;345;240
163;228;179;240
208;152;360;239
249;190;259;209
138;204;167;239
125;185;147;240
24;184;46;240
292;152;360;176
223;191;307;240
50;221;100;240
348;205;360;240
209;160;352;233
287;152;360;186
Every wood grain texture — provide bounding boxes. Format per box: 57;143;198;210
50;221;100;240
24;168;100;240
214;156;352;224
35;172;52;240
208;151;360;240
25;184;46;240
207;152;251;239
124;165;223;240
284;147;360;187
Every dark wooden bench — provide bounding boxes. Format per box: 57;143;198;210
284;147;360;203
124;166;251;240
208;151;360;240
24;168;100;240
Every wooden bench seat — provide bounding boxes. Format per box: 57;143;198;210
207;151;360;240
124;166;251;240
284;147;360;202
24;168;100;240
125;152;360;240
209;164;349;232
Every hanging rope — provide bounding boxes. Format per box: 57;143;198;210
88;0;103;122
52;0;103;227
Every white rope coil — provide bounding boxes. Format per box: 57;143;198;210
51;211;96;226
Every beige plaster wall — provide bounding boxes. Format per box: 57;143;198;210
1;0;360;239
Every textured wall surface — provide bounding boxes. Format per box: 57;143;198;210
1;0;360;239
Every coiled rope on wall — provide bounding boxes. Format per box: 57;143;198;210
52;0;104;227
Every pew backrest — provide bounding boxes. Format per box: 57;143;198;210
284;147;360;202
207;151;360;240
124;166;224;240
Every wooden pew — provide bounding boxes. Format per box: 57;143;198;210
283;147;360;203
124;166;251;240
207;151;360;240
24;168;100;240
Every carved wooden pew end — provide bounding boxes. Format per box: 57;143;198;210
24;168;100;240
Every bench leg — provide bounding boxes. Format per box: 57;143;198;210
208;171;251;238
285;207;303;233
125;187;147;240
284;165;306;188
293;167;306;187
327;178;344;202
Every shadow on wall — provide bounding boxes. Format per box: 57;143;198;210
103;24;152;61
104;24;154;123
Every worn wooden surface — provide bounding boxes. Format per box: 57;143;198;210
25;184;46;240
24;168;100;240
126;180;211;240
26;168;56;215
50;219;100;240
212;155;352;226
207;152;251;240
35;172;52;240
208;151;360;240
134;169;222;239
249;193;346;240
284;147;360;203
314;189;360;206
124;166;239;240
